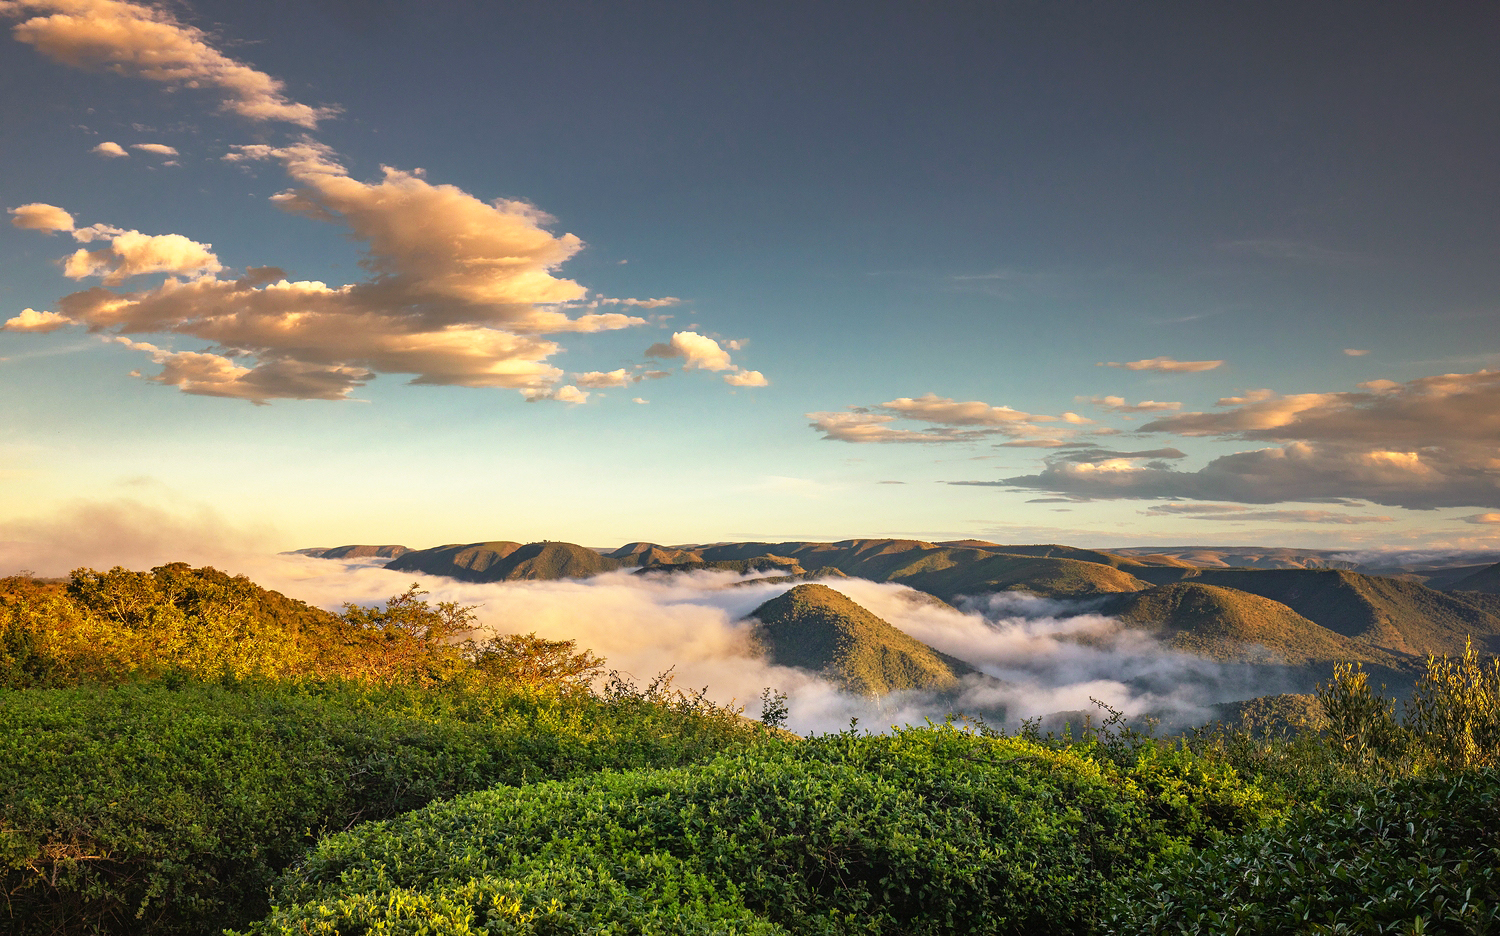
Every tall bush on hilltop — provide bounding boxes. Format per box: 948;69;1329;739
1316;661;1404;763
1406;637;1500;769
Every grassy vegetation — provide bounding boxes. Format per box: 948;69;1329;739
7;561;1500;935
240;726;1277;936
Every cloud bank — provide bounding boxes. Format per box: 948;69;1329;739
1003;370;1500;510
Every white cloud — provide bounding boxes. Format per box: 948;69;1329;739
14;147;659;402
63;225;221;283
524;384;589;404
631;397;648;404
1;0;336;126
572;369;632;388
1344;349;1371;357
1080;395;1182;413
2;308;69;332
1003;369;1500;509
91;140;127;157
645;330;734;370
130;142;177;156
8;202;74;232
810;393;1057;444
1102;357;1223;373
724;369;768;387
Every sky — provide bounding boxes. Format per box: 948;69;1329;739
2;0;1499;560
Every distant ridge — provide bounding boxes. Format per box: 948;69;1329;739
387;541;618;582
1099;582;1404;667
295;544;411;559
747;584;971;696
1452;561;1500;594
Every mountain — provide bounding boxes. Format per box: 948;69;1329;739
1144;568;1500;657
294;544;411;559
635;557;805;576
1452;561;1500;594
747;584;971;696
1098;583;1404;667
385;541;624;582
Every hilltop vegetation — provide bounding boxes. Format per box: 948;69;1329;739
7;558;1500;934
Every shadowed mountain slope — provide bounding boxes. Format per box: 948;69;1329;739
1144;568;1500;657
1098;583;1404;667
748;584;971;696
1452;562;1500;594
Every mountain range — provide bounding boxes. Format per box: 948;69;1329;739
299;537;1500;709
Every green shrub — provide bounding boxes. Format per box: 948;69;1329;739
246;726;1277;936
1104;770;1500;935
0;677;763;936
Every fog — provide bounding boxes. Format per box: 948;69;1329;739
0;501;1295;735
245;555;1276;735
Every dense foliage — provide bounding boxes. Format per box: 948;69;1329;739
243;725;1277;936
0;675;765;936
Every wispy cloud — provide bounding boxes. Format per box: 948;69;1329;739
1101;357;1223;373
1;0;337;126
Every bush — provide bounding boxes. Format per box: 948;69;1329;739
245;726;1278;936
1104;770;1500;934
0;677;764;936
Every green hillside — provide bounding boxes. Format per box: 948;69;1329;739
748;584;970;696
386;541;622;582
636;557;805;576
1159;568;1500;657
1099;583;1403;667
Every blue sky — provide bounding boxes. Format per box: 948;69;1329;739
2;0;1498;555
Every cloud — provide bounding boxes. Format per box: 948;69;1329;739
1344;349;1371;357
644;330;765;386
8;202;75;232
645;330;734;370
2;308;69;332
130;142;176;156
631;397;648;404
63;224;221;284
1;0;336;126
1001;369;1500;509
724;369;768;387
91;140;127;157
1463;513;1500;525
1080;395;1183;413
597;297;680;308
524;384;588;405
572;369;632;388
12;146;659;403
1142;504;1394;524
810;393;1056;444
1102;357;1224;373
